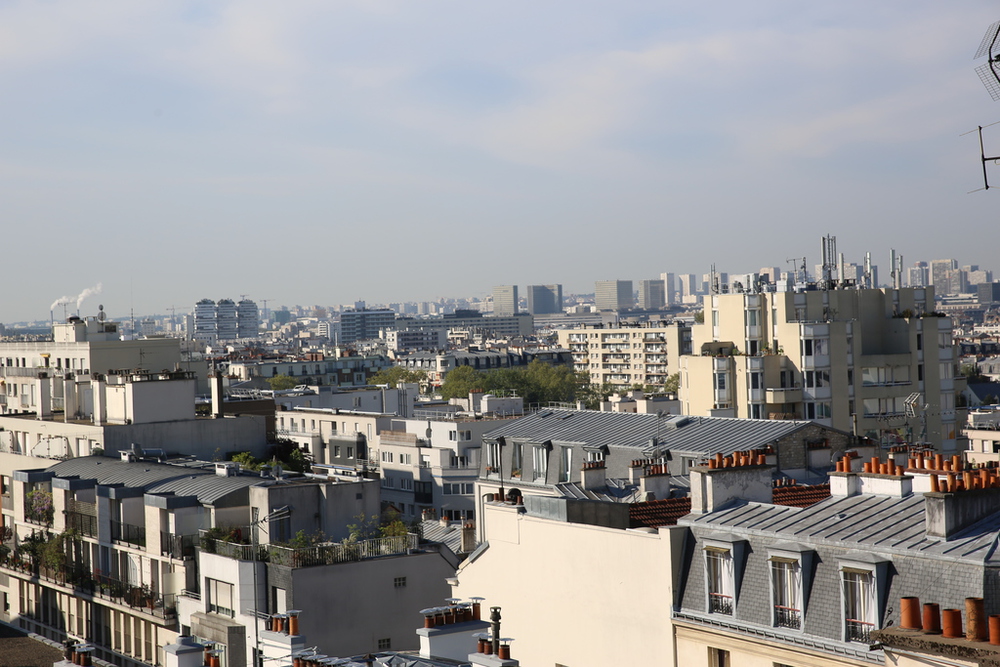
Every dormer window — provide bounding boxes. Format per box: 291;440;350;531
839;556;888;644
705;546;734;615
770;556;802;629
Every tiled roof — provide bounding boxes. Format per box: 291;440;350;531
771;483;831;508
629;497;692;528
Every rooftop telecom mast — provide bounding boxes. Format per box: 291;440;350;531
968;20;1000;191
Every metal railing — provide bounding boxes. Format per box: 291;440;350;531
66;512;98;537
845;619;874;643
110;520;146;548
199;531;418;568
709;593;733;615
774;605;801;629
160;532;197;559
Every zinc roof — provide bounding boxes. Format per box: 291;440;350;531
483;409;817;456
45;457;263;505
679;493;1000;565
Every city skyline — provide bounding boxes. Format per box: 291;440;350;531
1;2;998;322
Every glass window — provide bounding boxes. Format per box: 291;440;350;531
207;578;234;617
771;558;801;629
533;446;548;482
843;569;875;643
706;548;734;615
559;447;573;482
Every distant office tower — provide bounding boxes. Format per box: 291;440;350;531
979;282;1000;305
340;309;396;345
931;259;957;295
967;269;992;288
660;272;677;305
758;267;782;284
702;272;727;294
595;280;634;311
638;280;666;310
526;284;563;315
907;264;929;287
679;274;699;298
493;285;519;317
193;298;260;343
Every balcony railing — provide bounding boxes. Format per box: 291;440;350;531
708;593;733;615
110;520;146;548
845;618;874;643
774;605;801;629
198;531;418;568
160;532;197;559
66;512;98;537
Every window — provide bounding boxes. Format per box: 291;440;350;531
749;372;761;390
714;373;726;390
381;476;395;489
394;577;406;588
705;547;734;615
207;578;234;617
843;568;876;643
771;557;802;629
381;451;394;463
486;440;501;472
533;445;548;481
443;483;474;495
347;447;354;458
334;445;341;457
401;477;413;491
559;447;573;482
377;638;392;650
709;648;730;667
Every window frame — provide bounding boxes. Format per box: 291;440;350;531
839;557;888;644
768;547;810;631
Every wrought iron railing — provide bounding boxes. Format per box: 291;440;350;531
709;593;733;615
845;619;874;643
198;531;417;568
774;605;801;629
66;513;98;537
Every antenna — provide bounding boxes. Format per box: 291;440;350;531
962;121;1000;192
786;257;806;284
975;19;1000;101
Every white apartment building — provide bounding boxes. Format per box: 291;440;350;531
557;322;692;389
680;286;963;451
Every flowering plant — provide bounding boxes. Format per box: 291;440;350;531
26;489;54;526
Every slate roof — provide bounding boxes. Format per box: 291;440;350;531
554;479;643;502
483;409;822;456
45;457;264;505
678;492;1000;565
419;519;466;554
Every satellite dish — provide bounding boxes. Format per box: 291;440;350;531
97;305;106;322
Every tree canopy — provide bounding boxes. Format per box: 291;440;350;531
439;360;579;406
266;374;298;391
368;366;428;388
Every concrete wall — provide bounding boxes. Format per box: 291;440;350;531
453;502;683;667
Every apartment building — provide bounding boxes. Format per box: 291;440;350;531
339;309;396;346
557;321;691;389
680;286;963;451
395;311;534;337
674;455;1000;667
227;350;393;389
638;279;666;310
377;414;519;522
192;299;259;344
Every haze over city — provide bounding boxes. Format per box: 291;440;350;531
2;0;998;322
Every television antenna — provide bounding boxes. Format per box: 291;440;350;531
975;20;1000;101
961;120;1000;192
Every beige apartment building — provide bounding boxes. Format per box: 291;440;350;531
680;286;963;451
556;321;691;389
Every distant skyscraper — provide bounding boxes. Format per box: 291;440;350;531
679;274;699;298
193;298;260;343
594;280;634;311
638;280;666;310
340;309;395;345
526;284;563;315
907;264;929;287
660;272;677;305
492;285;519;317
931;259;957;295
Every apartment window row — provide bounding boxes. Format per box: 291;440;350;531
443;483;474;495
704;540;879;643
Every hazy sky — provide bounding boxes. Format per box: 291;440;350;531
2;1;999;322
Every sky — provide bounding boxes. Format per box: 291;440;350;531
2;1;999;322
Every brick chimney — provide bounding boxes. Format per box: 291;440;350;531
689;451;774;514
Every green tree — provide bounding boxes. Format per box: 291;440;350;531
368;366;428;388
961;363;989;384
439;365;483;399
231;452;262;471
576;376;615;410
664;372;680;395
693;311;705;324
267;374;298;391
522;360;577;404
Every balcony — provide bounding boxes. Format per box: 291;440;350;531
766;387;802;404
66;512;97;538
845;619;874;643
110;520;146;548
708;593;733;615
199;531;418;568
160;532;197;559
774;605;801;630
